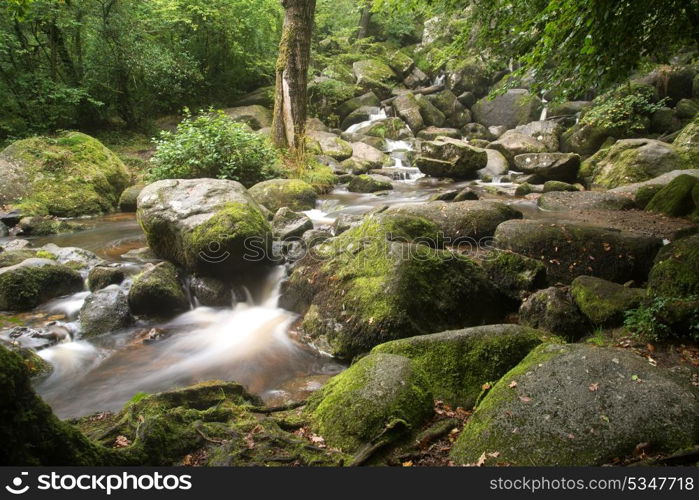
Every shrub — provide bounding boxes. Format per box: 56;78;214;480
148;109;281;187
624;295;699;342
581;84;666;136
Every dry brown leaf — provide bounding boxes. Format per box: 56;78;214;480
508;380;518;388
519;396;532;403
402;461;413;467
589;382;599;392
482;382;492;391
114;435;131;448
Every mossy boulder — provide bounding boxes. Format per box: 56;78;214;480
415;94;446;128
280;215;507;359
0;344;111;465
306;131;353;161
347;174;393;193
118;184;145;212
337;92;381;121
0;132;131;217
1;340;53;380
542;181;579;193
494;220;662;284
0;249;37;268
353;118;413;140
580;139;686;188
306;353;433;454
386;201;522;242
647;233;699;298
17;216;82;236
537;191;636;211
645;174;698;217
87;265;125;291
519;286;591;341
450;343;699;466
571;276;645;327
138;179;273;276
392;93;424;132
472;89;542;130
352;59;397;99
674;115;699;165
189;275;232;308
0;259;84;311
249;178;318;213
372;325;545;409
416;138;487;179
127;262;188;318
481;251;547;301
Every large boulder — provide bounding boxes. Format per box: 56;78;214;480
0;259;84;311
519;286;590;341
448;57;491;97
306;353;433;454
0;132;130;217
480;250;547;301
571;276;645;327
87;265;125;292
416;138;487;179
353;118;413;140
644;174;698;217
513;153;580;183
306;131;353;161
118;184;145;212
353;59;397;99
415;94;446;127
512;120;564;152
450;343;699;466
537;191;636;212
494;220;662;284
647;233;699;298
386;201;522;242
0;345;110;465
138;179;273;276
392;93;425;132
127;262;189;318
79;287;132;337
272;208;313;241
222;105;272;130
348;142;388;170
487;131;547;165
610;169;699;201
337;92;381;121
280;215;507;359
472;89;542;129
673;115;699;165
347;174;393;193
560;122;611;156
580;139;686;188
373;325;544;408
249;178;317;213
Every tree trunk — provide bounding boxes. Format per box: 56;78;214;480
356;4;372;40
272;0;316;150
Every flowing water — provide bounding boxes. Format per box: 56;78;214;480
0;104;533;419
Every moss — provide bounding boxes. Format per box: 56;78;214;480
288;215;506;359
635;184;664;209
645;174;698;217
2;132;131;217
183;201;272;274
249;178;318;212
347;174;393;193
295;160;338;194
87;266;125;292
0;250;37;268
648;233;699;297
127;262;189;317
306;353;433;454
481;250;547;301
571;276;645;326
34;250;57;260
674;115;699;165
0;260;84;311
450;343;698;466
543;181;579;193
0;345;114;465
372;325;544;408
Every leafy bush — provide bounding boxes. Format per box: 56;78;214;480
148;109;281;187
624;295;699;342
581;84;666;136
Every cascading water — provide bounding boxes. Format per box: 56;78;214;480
33;266;343;418
344;107;387;134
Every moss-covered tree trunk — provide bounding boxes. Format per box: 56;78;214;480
272;0;316;150
356;4;372;40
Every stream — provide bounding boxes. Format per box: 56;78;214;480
0;109;530;420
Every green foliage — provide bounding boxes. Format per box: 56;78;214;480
624;295;699;342
581;85;665;135
148;109;281;187
0;0;282;137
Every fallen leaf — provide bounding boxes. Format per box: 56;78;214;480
519;396;532;403
487;451;500;458
508;380;518;388
402;461;413;467
589;382;599;392
475;451;487;467
114;435;131;448
482;382;492;391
